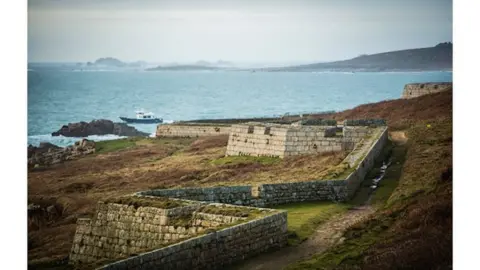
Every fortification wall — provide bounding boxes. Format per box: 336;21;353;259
344;127;389;198
138;186;258;206
69;202;208;263
226;124;344;158
225;124;288;157
343;126;374;143
401;82;452;99
138;180;349;208
156;124;231;137
284;128;345;156
98;211;288;270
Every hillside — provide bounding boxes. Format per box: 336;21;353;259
316;88;453;129
266;42;452;72
286;90;452;269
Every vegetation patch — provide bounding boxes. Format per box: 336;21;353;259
272;201;350;245
210;155;281;166
197;205;268;218
95;137;193;154
103;196;190;209
95;138;140;153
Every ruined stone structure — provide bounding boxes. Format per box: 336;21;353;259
225;122;350;158
156;124;231;137
401;82;452;99
70;119;389;269
98;210;287;270
225;120;386;158
70;199;287;268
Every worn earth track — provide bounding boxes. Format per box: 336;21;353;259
229;205;374;270
230;131;407;270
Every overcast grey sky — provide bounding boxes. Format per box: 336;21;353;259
28;0;452;64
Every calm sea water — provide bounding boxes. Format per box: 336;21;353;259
28;68;452;146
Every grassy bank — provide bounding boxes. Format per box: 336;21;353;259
286;118;452;270
273;202;351;246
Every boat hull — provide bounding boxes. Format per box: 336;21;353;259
119;117;163;124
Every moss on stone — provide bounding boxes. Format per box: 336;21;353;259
104;196;189;209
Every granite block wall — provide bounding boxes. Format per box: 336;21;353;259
225;124;288;158
137;186;257;206
226;123;345;158
98;211;288;270
344;127;389;198
343;126;375;143
69;201;255;264
156;125;231;138
401;82;452;99
140;180;350;208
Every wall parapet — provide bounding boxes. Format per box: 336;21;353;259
401;82;452;99
97;211;288;270
156;124;231;138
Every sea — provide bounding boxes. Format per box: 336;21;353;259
28;66;452;147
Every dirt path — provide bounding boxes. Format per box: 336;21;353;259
229;205;375;270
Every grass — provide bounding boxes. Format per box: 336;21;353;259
95;138;139;153
210;155;281;166
272;201;351;246
95;137;194;154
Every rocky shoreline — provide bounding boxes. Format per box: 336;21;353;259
51;119;149;137
29;119;150;168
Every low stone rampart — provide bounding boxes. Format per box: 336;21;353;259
138;180;349;208
98;211;288;270
156;124;231;137
401;82;452;99
137;186;257;206
344;127;389;198
226;123;347;158
69;202;206;263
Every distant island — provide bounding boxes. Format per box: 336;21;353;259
262;42;452;72
86;57;147;68
146;65;223;71
146;60;235;71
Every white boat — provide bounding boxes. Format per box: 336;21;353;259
119;110;163;124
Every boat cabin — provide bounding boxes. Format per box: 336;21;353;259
136;111;155;119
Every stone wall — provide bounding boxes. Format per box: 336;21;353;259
401;82;452;99
344;119;387;127
225;123;345;158
344;127;389;199
69;200;261;265
343;126;374;143
258;180;348;205
137;186;258;206
138;180;349;208
156;124;231;138
283;127;347;156
98;211;288;270
225;124;288;158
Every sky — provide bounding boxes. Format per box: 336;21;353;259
28;0;452;65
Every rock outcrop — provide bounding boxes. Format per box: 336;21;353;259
51;119;149;137
28;139;96;166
